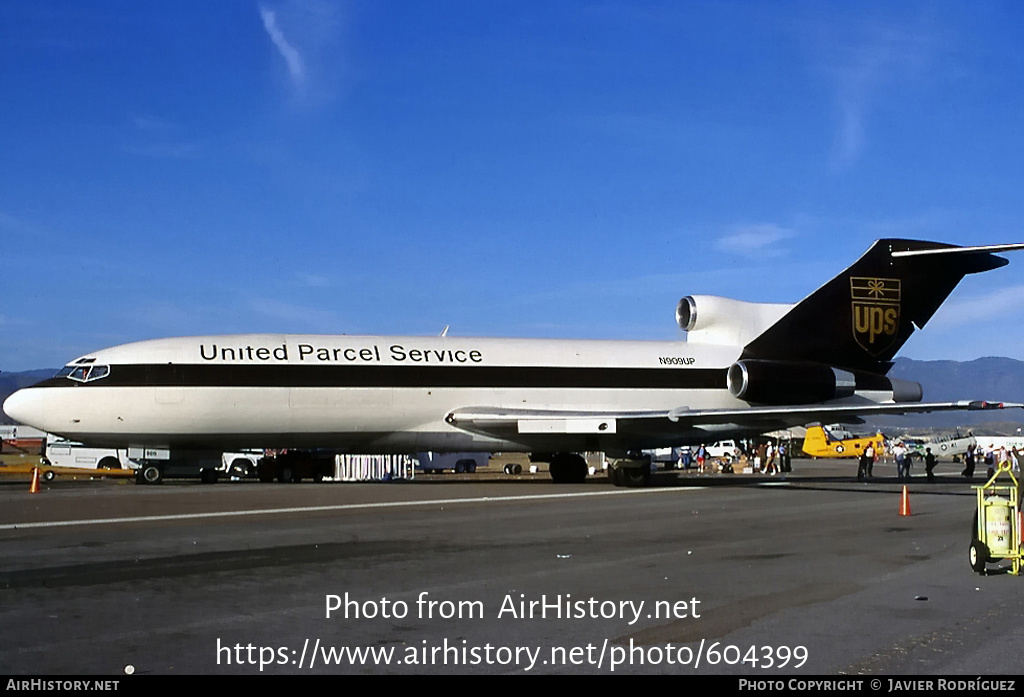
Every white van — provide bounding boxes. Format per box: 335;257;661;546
704;440;739;461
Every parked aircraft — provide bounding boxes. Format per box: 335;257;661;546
897;431;977;462
801;424;885;459
4;239;1024;486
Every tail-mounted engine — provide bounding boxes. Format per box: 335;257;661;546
726;359;922;405
677;295;793;347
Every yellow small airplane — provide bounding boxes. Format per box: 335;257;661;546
802;425;885;458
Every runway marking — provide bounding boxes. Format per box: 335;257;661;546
0;487;707;530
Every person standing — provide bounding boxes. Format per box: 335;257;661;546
696;444;708;473
755;442;767;473
962;444;976;479
894;442;908;481
858;444;873;481
924;447;937;482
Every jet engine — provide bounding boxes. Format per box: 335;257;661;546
677;295;793;347
726;359;858;405
725;359;924;405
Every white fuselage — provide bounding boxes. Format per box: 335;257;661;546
5;334;757;452
5;333;909;454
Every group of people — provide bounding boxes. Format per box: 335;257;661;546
857;439;1022;482
676;440;792;475
751;440;788;475
960;443;1022;481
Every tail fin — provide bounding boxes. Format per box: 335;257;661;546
741;239;1023;373
801;425;831;456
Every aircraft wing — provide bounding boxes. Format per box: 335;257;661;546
446;401;1023;439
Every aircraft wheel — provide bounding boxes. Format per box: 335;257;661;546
619;466;651;488
200;468;219;484
549;460;565;483
549;453;587;484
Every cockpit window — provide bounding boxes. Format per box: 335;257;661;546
62;364;111;383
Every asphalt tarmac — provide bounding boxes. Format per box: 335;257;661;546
2;458;1022;675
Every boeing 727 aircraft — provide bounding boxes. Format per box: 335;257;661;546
4;239;1024;486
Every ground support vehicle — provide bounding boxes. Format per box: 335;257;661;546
970;461;1022;575
222;451;264;479
131;449;225;485
416;452;487;474
42;435;134;472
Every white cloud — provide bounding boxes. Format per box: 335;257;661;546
927;284;1024;331
260;5;306;86
804;18;937;170
256;1;346;107
715;223;797;258
297;273;331;288
249;298;338;328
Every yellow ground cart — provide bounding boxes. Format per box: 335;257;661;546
970;460;1022;575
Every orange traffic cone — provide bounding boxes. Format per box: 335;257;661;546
898;485;911;516
29;467;40;494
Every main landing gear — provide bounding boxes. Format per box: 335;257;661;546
548;453;589;484
606;453;653;488
544;452;653;487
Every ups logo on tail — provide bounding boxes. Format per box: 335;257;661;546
851;277;900;355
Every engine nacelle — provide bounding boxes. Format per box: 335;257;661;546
727;360;858;405
677;295;793;347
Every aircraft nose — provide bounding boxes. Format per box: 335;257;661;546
3;388;49;430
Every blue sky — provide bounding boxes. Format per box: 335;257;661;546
2;1;1023;372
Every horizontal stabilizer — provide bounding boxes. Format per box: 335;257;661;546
891;242;1024;258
